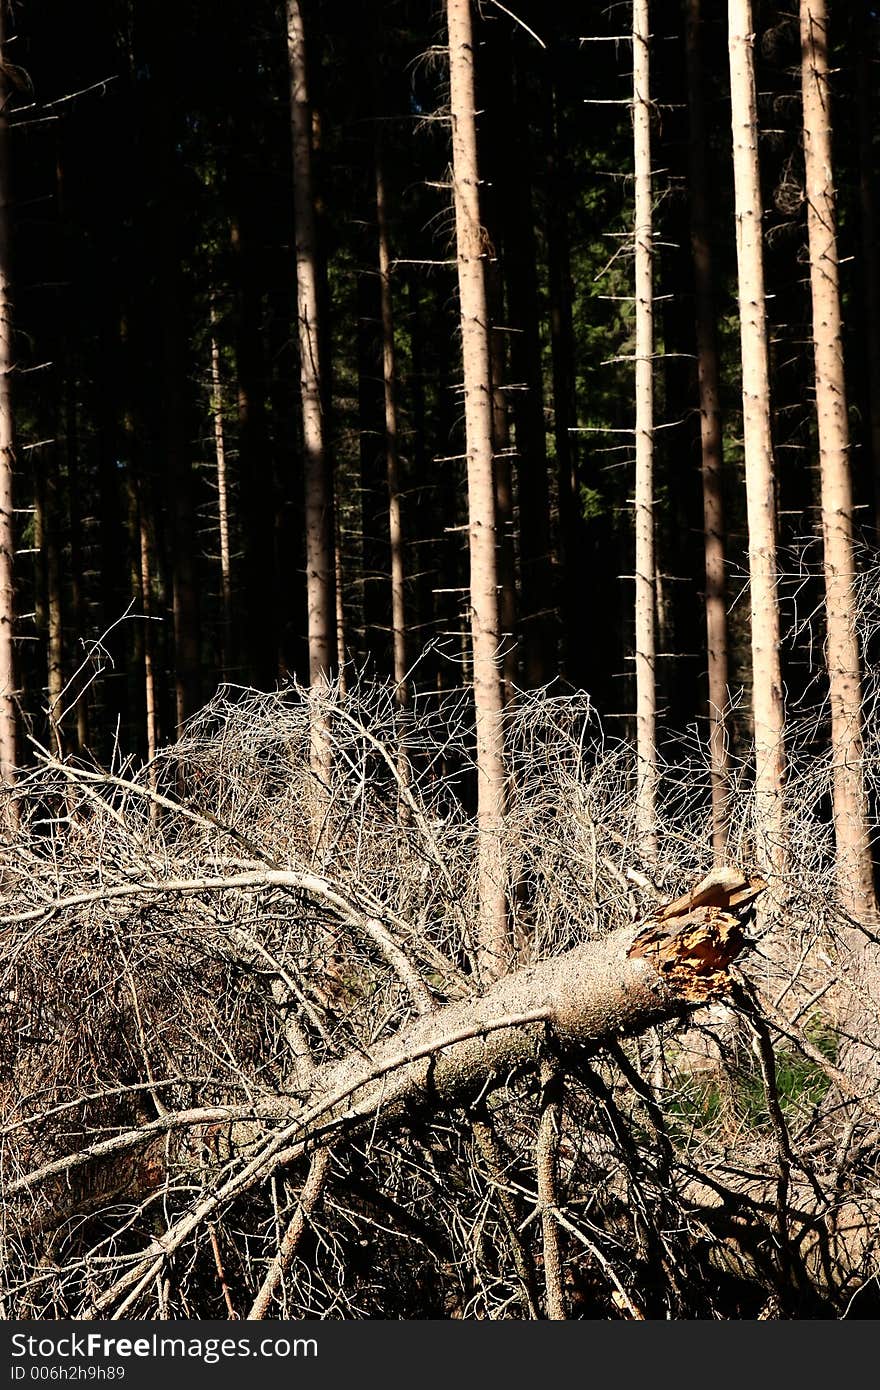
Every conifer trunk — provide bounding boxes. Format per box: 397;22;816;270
375;144;408;704
728;0;785;870
800;0;875;916
686;0;730;859
0;4;17;785
287;0;336;697
633;0;657;860
447;0;508;978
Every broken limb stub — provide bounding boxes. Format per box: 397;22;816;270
627;868;767;1003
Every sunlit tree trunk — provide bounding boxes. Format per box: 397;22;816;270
728;0;785;871
0;5;17;786
633;0;657;861
485;257;518;704
209;309;233;679
137;479;159;794
45;451;63;754
854;7;880;537
287;0;336;790
447;0;508;979
686;0;730;860
800;0;875;917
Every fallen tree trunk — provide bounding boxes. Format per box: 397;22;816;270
11;868;763;1205
7;868;767;1317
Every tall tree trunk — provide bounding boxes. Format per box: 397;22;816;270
375;142;408;705
544;50;581;689
501;57;554;690
64;382;88;753
287;0;336;697
447;0;508;979
686;0;730;860
800;0;875;917
728;0;785;872
334;508;347;690
0;4;17;786
633;0;657;861
230;211;276;689
485;255;518;704
209;311;233;680
854;7;880;537
137;478;159;773
148;9;199;732
44;448;64;755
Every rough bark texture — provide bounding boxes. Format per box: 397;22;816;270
447;0;508;978
800;0;875;919
633;0;657;860
287;0;336;693
727;0;785;871
0;4;17;785
855;7;880;534
686;0;730;861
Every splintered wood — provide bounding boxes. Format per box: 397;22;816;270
627;867;767;1002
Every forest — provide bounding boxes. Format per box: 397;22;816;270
1;0;879;1321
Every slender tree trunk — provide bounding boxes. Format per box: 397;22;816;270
686;0;730;860
209;311;233;680
633;0;657;861
230;211;276;689
44;448;64;755
500;59;554;690
485;256;518;704
854;8;880;537
544;52;581;689
728;0;785;871
287;0;336;699
375;142;408;705
33;447;63;753
64;382;88;753
151;51;199;732
138;480;158;775
333;509;347;692
800;0;875;917
447;0;508;979
0;6;17;785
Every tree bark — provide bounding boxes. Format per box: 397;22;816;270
854;7;880;535
800;0;875;919
500;55;555;690
686;0;730;860
44;448;64;754
633;0;657;861
544;50;581;689
209;310;233;680
0;3;17;785
447;0;509;979
287;0;336;696
727;0;785;872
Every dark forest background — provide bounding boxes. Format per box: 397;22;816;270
3;0;876;767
